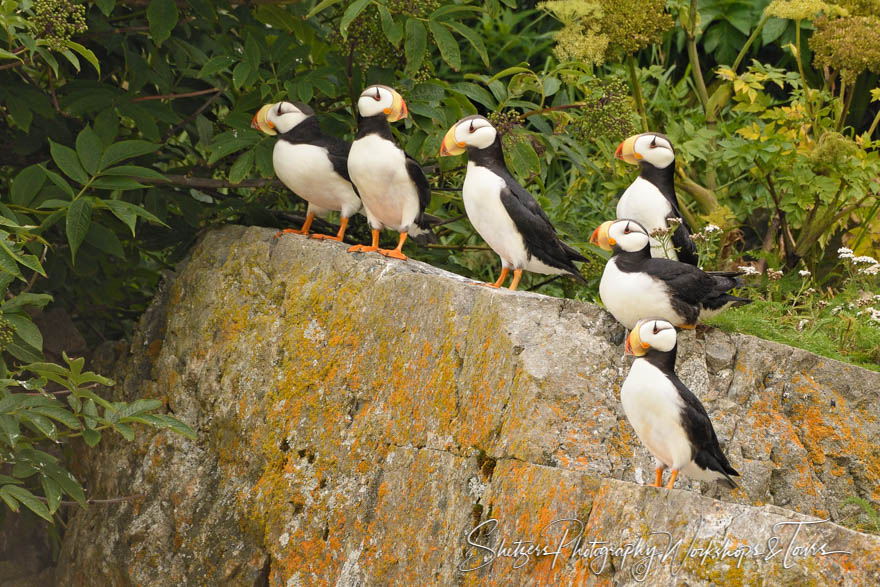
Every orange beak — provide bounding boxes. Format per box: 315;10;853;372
385;90;408;122
626;322;650;356
590;221;615;250
251;104;276;135
440;124;466;157
616;134;640;164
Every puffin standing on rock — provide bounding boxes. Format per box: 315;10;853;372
616;133;699;266
346;85;432;260
622;318;740;490
439;115;586;290
590;219;750;329
251;101;361;241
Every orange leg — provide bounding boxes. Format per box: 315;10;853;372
508;269;523;291
379;232;408;260
678;323;697;330
664;469;679;489
478;267;509;288
653;467;665;488
347;228;380;253
311;216;349;242
276;211;314;237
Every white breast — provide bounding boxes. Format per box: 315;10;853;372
461;163;531;270
617;177;678;261
621;359;693;470
599;258;684;329
273;142;361;217
348;135;421;232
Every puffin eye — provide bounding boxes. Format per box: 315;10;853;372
374;89;381;101
653;321;659;335
623;223;631;234
649;137;657;149
469;121;476;133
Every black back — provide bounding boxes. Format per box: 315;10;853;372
644;345;739;487
468;136;586;282
638;160;699;266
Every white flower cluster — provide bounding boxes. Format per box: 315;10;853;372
869;308;880;323
838;247;854;259
853;255;878;264
798;269;811;278
703;224;722;234
767;269;784;280
738;265;760;276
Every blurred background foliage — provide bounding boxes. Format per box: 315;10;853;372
1;0;879;527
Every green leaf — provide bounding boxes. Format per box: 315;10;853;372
100;165;165;180
446;21;489;68
82;428;101;447
66;198;93;263
429;22;461;72
42;461;86;507
39;166;74;198
4;485;54;522
228;150;255;184
75;127;104;175
507;137;540;180
198;55;235;78
49;140;89;185
0;244;24;281
232;61;251;90
0;48;24;62
91;177;147;191
307;0;344;18
114;422;135;441
153;414;197;440
11;165;46;207
117;399;163;420
147;0;178;45
105;200;167;236
2;293;53;313
32;406;80;429
244;34;261;70
762;17;788;45
100;140;160;168
84;223;125;259
0;414;21;448
380;6;403;46
41;475;62;514
60;48;80;72
65;41;100;75
5;313;43;351
96;0;115;17
21;412;57;441
0;485;20;512
404;18;427;75
450;82;497;109
340;0;371;38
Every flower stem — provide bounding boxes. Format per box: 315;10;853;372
626;54;649;132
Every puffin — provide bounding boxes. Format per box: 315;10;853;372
251;101;361;241
346;85;432;260
615;133;699;266
439;115;586;290
590;219;750;329
622;318;740;490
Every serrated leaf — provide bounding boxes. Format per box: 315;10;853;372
446;21;489;68
39;166;74;198
404;18;427;75
65;41;100;75
100;140;159;168
147;0;178;45
429;22;460;72
105;200;167;236
66;198;92;263
340;0;371;38
21;412;57;441
113;422;135;441
507;137;540;180
49;140;89;185
5;485;53;522
232;61;251;90
42;461;86;507
32;406;80;429
11;165;46;206
154;414;197;440
75;127;103;175
85;223;125;259
228;150;255;184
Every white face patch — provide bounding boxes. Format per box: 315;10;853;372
357;85;394;118
608;220;650;253
269;102;310;134
634;134;675;169
455;117;497;150
637;319;677;352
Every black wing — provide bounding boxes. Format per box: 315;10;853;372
404;154;431;217
669;214;699;266
635;258;718;306
669;374;739;484
498;178;586;281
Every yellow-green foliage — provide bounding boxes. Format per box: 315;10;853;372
541;0;673;65
765;0;847;20
810;15;880;84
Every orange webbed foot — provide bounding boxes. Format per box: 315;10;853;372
275;228;308;238
664;469;679;489
310;233;343;241
378;248;407;260
347;244;379;253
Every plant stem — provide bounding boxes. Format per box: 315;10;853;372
867;109;880;138
836;83;855;132
626;54;649;132
685;0;711;122
794;20;816;137
731;12;770;73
